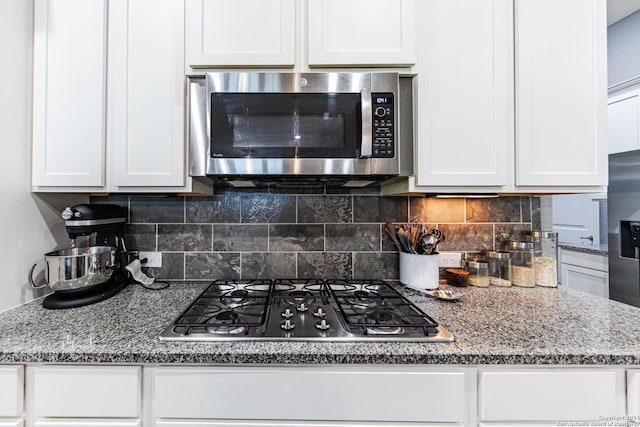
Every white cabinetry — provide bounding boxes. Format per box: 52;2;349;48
32;0;210;194
560;248;609;298
184;0;415;70
27;366;141;426
307;0;415;67
185;0;295;68
148;366;474;425
608;85;640;154
32;0;107;188
0;366;23;427
478;368;625;423
384;0;607;195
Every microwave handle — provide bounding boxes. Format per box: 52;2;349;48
360;88;372;158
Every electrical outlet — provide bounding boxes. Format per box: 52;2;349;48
139;251;162;268
438;252;462;268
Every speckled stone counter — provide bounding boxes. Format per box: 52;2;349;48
2;281;640;365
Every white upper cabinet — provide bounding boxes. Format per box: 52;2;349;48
32;0;107;188
108;0;185;188
515;0;607;188
185;0;296;68
32;0;210;194
384;0;607;195
307;0;415;67
608;86;640;154
413;0;513;189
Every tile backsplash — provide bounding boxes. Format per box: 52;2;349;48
92;190;541;281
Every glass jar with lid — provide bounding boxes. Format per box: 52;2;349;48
505;240;536;287
525;230;558;288
465;260;489;287
487;251;511;286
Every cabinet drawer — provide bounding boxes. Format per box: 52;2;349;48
34;420;140;427
0;366;23;417
627;370;640;415
478;369;625;421
30;366;141;418
151;366;468;422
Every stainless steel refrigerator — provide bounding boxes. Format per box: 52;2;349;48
609;149;640;307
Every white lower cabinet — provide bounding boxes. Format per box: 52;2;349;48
26;366;141;427
148;366;473;426
0;366;23;427
478;368;626;423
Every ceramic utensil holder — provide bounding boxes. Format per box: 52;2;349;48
399;252;439;290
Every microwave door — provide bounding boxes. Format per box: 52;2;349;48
360;87;372;158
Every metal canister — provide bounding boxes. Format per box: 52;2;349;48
505;240;536;288
525;230;558;287
487;251;511;286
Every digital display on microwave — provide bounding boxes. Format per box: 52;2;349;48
376;97;391;104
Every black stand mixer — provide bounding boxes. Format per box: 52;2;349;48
37;204;133;309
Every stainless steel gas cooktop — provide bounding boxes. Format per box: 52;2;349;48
160;279;454;342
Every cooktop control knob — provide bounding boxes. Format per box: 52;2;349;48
313;307;326;318
297;302;309;312
281;319;295;330
282;308;294;319
315;319;330;331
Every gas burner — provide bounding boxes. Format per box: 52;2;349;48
365;309;397;325
220;289;255;308
206;325;247;335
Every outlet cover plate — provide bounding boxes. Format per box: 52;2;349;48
438;252;462;268
139;251;162;268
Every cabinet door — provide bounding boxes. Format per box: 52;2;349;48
414;0;513;188
151;366;468;423
0;421;22;427
560;262;608;298
608;88;640;154
29;366;141;418
185;0;295;68
108;0;185;187
0;366;23;417
32;0;107;188
479;369;625;421
307;0;415;67
515;0;607;187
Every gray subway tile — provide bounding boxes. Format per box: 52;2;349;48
353;252;399;280
495;224;531;251
437;224;494;252
185;252;240;280
297;252;352;279
213;224;268;252
269;224;324;251
410;197;465;223
466;197;521;223
241;253;296;278
353;196;408;223
130;196;184;224
186;196;241;223
325;224;380;251
145;252;184;280
158;224;212;251
124;224;156;252
241;195;296;223
298;196;352;223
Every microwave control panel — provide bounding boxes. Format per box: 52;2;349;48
372;93;394;158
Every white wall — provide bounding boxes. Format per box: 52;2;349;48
0;0;86;312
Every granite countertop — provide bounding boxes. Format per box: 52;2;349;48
2;281;640;365
560;242;609;255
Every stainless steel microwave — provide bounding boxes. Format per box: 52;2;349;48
188;72;410;187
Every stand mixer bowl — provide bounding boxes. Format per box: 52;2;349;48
29;246;117;292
